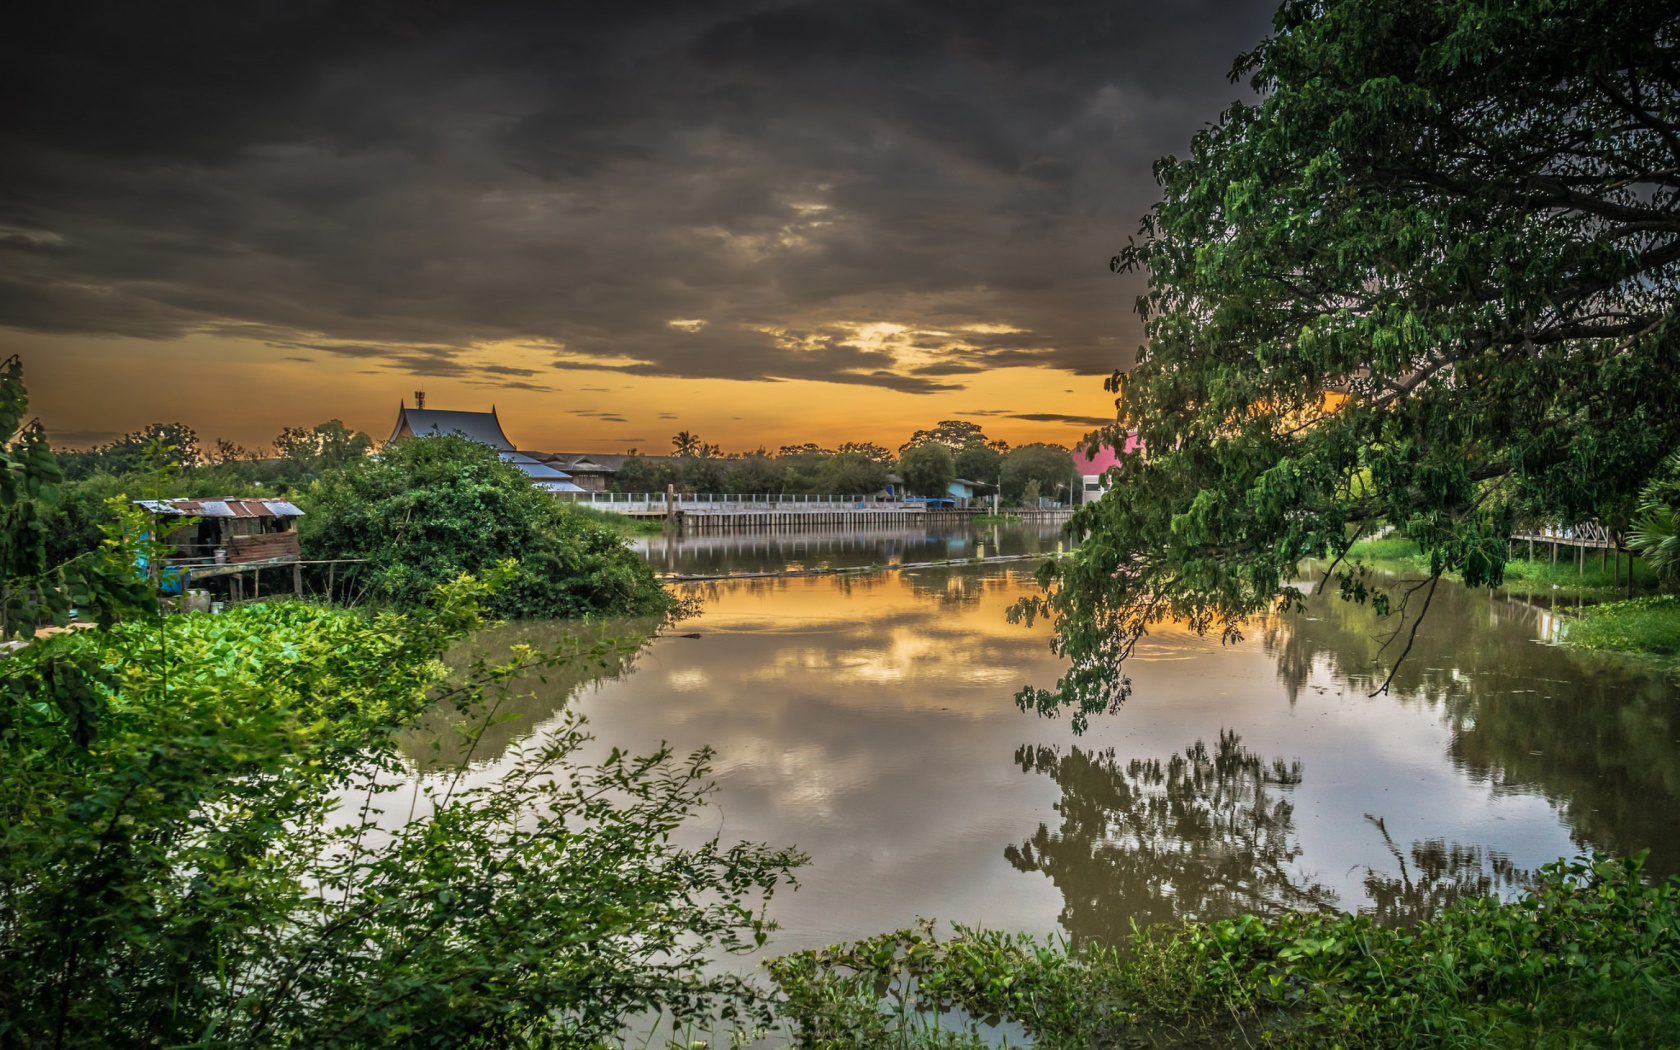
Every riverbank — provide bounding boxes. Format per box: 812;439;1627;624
1344;537;1680;659
770;855;1680;1050
1560;594;1680;658
1346;537;1662;601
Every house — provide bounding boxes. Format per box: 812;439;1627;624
539;453;626;492
387;401;585;492
134;497;307;599
1071;431;1143;504
947;478;982;507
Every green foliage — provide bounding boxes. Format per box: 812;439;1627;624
897;421;990;457
1025;0;1680;721
999;444;1075;504
273;419;374;477
299;435;674;620
563;503;668;536
898;443;956;498
1630;450;1680;588
0;577;804;1047
771;856;1680;1050
0;357;157;638
1561;594;1680;657
55;421;203;481
951;442;1001;487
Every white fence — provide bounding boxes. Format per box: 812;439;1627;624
556;492;917;514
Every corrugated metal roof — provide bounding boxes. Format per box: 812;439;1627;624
131;497;305;518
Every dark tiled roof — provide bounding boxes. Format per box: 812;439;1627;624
390;406;515;449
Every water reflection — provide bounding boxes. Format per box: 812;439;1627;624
632;522;1069;576
1262;580;1680;876
1006;732;1335;946
1361;816;1530;927
415;564;1680;953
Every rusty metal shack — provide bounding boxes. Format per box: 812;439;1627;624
134;497;306;599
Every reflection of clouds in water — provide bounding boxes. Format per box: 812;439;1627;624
403;566;1679;956
666;667;710;691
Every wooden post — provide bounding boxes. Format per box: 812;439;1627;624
253;566;261;599
1551;540;1557;565
293;560;303;597
327;561;336;603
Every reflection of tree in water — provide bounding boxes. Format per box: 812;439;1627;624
1261;580;1680;878
1010;732;1541;943
1361;815;1530;927
901;567;1026;605
403;618;661;769
1006;731;1336;947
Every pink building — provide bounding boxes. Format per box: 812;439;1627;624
1071;431;1142;503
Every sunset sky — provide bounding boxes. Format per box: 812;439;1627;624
4;0;1276;454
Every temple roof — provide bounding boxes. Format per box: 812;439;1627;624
389;404;515;450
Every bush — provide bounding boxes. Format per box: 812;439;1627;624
770;856;1680;1050
299;436;673;619
0;577;803;1047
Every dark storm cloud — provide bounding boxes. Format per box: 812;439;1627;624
1;0;1278;389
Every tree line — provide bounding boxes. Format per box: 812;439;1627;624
614;419;1079;503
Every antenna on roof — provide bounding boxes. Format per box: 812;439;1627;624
415;389;426;410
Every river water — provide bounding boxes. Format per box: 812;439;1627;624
414;523;1680;957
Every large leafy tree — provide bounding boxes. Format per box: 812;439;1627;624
1000;444;1077;504
1022;0;1680;726
272;419;373;475
300;436;673;620
898;442;956;498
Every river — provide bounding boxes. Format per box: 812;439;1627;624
412;522;1680;957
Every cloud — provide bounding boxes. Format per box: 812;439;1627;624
0;0;1279;392
1008;412;1115;425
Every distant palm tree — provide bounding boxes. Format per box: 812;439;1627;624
671;430;702;457
1630;450;1680;587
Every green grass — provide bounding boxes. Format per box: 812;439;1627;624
971;513;1022;525
770;855;1680;1050
1560;594;1680;656
1343;537;1661;601
561;503;668;536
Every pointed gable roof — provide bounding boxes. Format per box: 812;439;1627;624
388;402;515;450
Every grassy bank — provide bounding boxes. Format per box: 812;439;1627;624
561;502;668;536
1560;594;1680;657
1344;537;1661;601
972;513;1022;525
770;856;1680;1050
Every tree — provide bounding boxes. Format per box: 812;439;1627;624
837;441;893;464
0;357;156;638
898;442;955;498
671;430;703;457
953;441;1002;486
1020;0;1680;725
1000;444;1075;504
58;422;203;481
1630;450;1680;588
273;420;373;475
299;436;672;619
898;420;988;455
0;576;802;1046
816;452;889;496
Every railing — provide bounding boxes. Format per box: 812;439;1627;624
555;492;913;513
1511;522;1617;548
